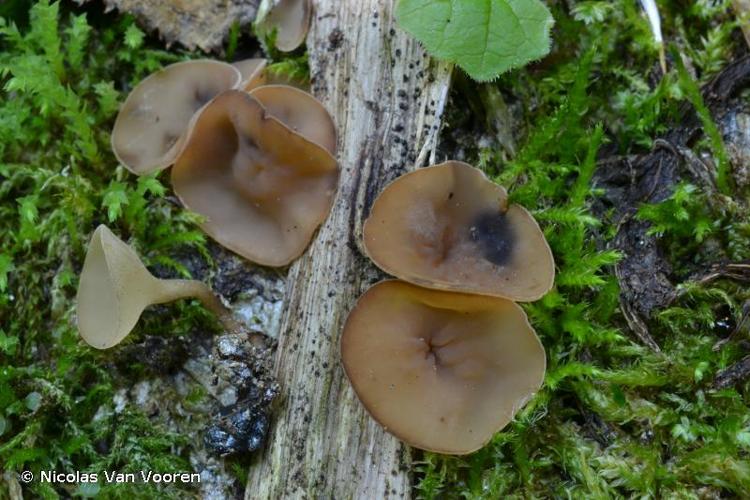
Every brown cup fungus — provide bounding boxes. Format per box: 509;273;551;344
76;225;243;349
260;0;312;52
341;280;545;455
111;60;241;175
232;58;268;91
363;161;555;301
249;85;336;155
171;90;339;267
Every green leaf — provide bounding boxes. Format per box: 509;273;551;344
65;13;91;70
93;81;120;117
395;0;554;81
137;174;166;197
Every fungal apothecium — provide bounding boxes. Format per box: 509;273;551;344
341;280;545;455
171;90;338;267
258;0;312;53
342;161;555;455
77;225;244;349
108;58;339;268
363;160;554;301
111;60;242;175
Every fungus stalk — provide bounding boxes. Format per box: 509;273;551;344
154;279;246;335
77;225;249;349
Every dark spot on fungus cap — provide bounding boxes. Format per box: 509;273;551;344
469;210;515;266
341;280;546;455
111;60;241;175
171;90;339;267
363;161;555;301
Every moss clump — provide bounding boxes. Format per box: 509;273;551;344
0;2;220;497
416;0;750;497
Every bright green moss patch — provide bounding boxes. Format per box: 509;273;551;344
0;2;216;497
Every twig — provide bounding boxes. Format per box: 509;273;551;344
713;355;750;389
618;295;661;352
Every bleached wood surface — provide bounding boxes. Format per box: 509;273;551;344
245;1;452;498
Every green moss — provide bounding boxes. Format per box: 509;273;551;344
416;0;750;498
0;2;217;497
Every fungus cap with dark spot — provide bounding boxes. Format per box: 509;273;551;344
171;90;339;266
363;161;555;301
262;0;312;52
249;84;336;155
111;60;241;175
341;280;545;454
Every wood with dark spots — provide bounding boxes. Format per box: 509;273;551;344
244;1;451;498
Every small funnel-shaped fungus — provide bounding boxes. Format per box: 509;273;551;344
112;60;241;175
260;0;312;52
77;225;243;349
341;280;545;454
171;90;338;266
249;85;336;155
363;161;555;301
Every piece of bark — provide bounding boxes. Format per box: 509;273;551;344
76;0;259;52
244;1;451;498
714;355;750;388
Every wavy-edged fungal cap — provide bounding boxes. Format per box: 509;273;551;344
249;84;336;155
262;0;312;52
363;161;555;301
112;60;241;175
171;90;338;266
232;58;267;91
341;280;545;454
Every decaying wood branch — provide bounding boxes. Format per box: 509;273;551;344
245;1;452;498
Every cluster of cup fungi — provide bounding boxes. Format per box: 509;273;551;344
76;53;339;349
74;0;555;457
76;0;323;349
341;161;555;455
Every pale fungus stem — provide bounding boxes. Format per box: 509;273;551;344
154;279;248;335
